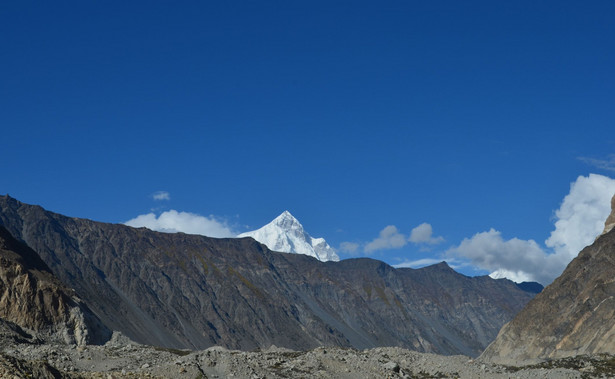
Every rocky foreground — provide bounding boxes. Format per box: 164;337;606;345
2;333;615;378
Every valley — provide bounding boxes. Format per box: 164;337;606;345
1;193;614;377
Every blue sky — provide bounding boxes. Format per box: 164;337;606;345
2;1;615;284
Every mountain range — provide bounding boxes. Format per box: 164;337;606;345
2;190;615;377
0;195;539;357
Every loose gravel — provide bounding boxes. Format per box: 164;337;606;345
3;333;614;378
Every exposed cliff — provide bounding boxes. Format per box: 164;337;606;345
0;226;110;346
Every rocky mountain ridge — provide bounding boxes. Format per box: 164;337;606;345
238;210;340;261
0;195;537;357
481;193;615;364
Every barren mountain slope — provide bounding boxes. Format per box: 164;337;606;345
482;193;615;364
0;195;536;356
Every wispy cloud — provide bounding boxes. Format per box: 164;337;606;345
447;174;615;285
578;155;615;172
394;257;444;268
152;191;171;201
125;210;235;238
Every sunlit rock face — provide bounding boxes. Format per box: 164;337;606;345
0;226;110;346
482;192;615;365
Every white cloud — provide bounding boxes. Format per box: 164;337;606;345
356;222;443;254
125;210;235;238
152;191;171;201
339;241;360;254
447;229;558;284
448;174;615;285
545;173;615;261
364;225;408;253
409;223;444;245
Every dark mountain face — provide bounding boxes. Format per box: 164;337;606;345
0;225;110;346
515;282;543;294
0;195;536;357
481;194;615;364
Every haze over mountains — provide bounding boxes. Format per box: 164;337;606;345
0;195;538;357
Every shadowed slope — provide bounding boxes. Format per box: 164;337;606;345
0;195;535;356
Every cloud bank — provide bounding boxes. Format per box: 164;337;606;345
448;174;615;284
125;210;235;238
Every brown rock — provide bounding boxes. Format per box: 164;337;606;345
481;193;615;364
0;226;110;346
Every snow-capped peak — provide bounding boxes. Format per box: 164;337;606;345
272;210;302;229
238;211;340;262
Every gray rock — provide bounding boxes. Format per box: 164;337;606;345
383;361;400;372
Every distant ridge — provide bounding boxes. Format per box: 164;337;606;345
238;211;340;262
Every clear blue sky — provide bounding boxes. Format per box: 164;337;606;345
2;1;614;283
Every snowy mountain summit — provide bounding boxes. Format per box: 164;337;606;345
238;211;340;262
